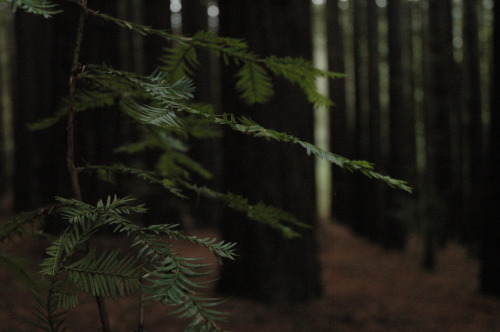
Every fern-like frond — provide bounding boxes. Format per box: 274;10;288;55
235;62;274;104
54;199;99;225
161;43;199;81
189;31;252;66
144;224;236;261
64;248;142;298
53;280;81;311
55;196;148;227
296;141;413;192
29;278;67;332
181;105;222;139
137;238;226;331
40;231;79;276
0;209;42;242
28;88;120;131
86;164;186;198
264;55;334;107
120;99;184;129
185;184;307;239
85;10;338;107
6;0;61;18
146;71;196;100
84;66;411;192
39;197;139;277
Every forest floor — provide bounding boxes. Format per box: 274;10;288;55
1;221;499;331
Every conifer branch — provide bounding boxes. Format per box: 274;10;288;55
83;65;411;193
29;277;68;332
0;203;63;242
4;0;61;18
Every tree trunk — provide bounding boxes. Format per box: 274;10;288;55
421;0;455;270
460;0;483;244
386;0;414;250
217;0;321;302
350;0;371;238
327;0;348;223
0;6;15;214
479;0;500;297
13;5;75;211
364;0;385;245
183;0;224;228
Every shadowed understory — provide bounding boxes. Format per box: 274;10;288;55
0;222;499;331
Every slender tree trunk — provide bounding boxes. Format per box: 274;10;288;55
479;0;500;297
460;0;483;244
0;6;15;214
217;0;321;302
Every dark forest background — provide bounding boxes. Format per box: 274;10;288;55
0;0;499;307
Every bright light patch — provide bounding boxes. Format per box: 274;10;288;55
207;4;219;17
312;0;325;5
171;13;182;29
170;0;182;13
375;0;387;7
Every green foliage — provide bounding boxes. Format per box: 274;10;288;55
29;278;68;332
24;196;234;331
1;1;412;331
235;62;274;104
185;184;309;238
65;248;142;298
3;0;61;18
81;64;411;192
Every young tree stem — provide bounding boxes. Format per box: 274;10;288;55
66;3;111;332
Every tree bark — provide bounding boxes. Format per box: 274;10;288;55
349;0;371;238
459;0;483;244
421;0;455;270
327;0;348;223
217;0;321;302
0;6;15;214
479;0;500;297
386;0;414;250
183;0;224;228
13;5;75;211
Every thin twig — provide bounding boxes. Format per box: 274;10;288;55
66;2;111;331
137;277;145;332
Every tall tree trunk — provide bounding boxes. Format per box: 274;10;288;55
217;0;321;302
364;0;385;245
386;0;414;250
13;5;74;211
0;6;15;214
460;0;483;244
327;0;348;223
421;0;455;270
183;0;224;228
350;0;371;238
479;0;500;297
142;0;170;74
